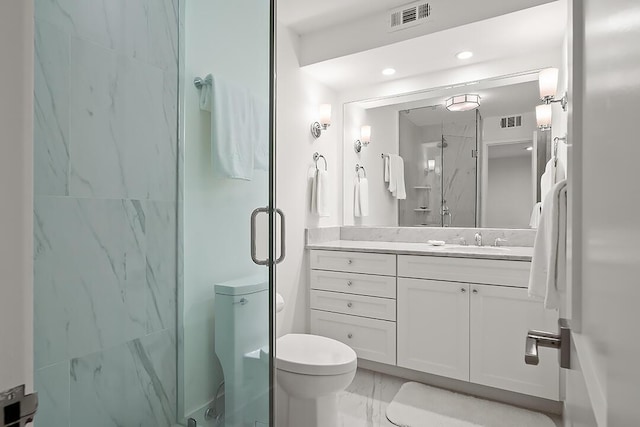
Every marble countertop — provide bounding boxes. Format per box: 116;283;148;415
306;240;533;261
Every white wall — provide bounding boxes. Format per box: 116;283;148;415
486;155;533;228
343;104;399;226
0;0;34;393
275;24;341;337
183;0;270;417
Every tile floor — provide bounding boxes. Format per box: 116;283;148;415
337;368;563;427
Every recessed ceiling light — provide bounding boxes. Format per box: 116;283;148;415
456;51;473;60
382;68;396;76
526;146;533;151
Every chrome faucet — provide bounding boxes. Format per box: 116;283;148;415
441;200;451;227
474;232;483;247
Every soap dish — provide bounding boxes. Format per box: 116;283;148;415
427;240;446;246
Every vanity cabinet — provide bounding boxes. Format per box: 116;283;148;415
396;256;559;401
469;284;559;399
310;250;397;365
308;249;559;401
396;279;470;381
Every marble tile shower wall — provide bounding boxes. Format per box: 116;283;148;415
33;1;179;426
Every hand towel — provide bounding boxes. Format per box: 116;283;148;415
529;202;543;229
252;99;269;171
540;158;566;206
354;177;369;217
384;156;390;183
198;74;213;111
311;169;330;217
528;179;567;309
387;154;407;200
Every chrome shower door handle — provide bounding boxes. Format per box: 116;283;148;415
251;207;269;266
251;207;285;265
276;208;286;264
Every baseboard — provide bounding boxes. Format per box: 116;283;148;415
357;359;563;416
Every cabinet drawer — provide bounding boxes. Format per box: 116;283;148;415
310;270;396;299
310;250;396;276
310;290;396;321
398;255;530;287
310;310;396;365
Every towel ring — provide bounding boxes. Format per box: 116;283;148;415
313;152;328;171
355;164;367;179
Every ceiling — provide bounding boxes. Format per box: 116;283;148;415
277;0;411;34
300;1;566;92
402;81;540;127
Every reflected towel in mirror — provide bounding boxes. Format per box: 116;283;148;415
354;177;369;217
387;154;406;199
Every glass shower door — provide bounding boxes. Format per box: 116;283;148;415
179;1;275;427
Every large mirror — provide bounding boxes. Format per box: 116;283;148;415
302;0;569;229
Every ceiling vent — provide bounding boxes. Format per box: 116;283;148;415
500;115;523;129
388;2;432;32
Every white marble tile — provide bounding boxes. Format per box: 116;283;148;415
35;0;125;52
34;20;70;196
306;227;341;245
34;197;147;368
34;362;70;427
69;330;176;427
144;201;178;333
338;369;404;427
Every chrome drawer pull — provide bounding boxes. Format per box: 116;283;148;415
347;259;353;264
347;302;353;308
348;333;353;339
347;281;353;286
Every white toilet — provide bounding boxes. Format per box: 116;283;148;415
274;294;357;427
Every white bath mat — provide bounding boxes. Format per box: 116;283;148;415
386;382;555;427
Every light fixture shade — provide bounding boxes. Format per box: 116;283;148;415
319;104;332;127
427;159;436;171
539;68;559;100
445;94;480;112
536;104;552;129
360;125;371;144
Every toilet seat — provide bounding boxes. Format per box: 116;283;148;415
275;334;357;376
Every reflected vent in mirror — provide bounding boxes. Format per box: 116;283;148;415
389;2;432;32
500;115;523;129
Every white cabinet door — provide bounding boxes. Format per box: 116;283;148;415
469;285;559;400
397;278;470;381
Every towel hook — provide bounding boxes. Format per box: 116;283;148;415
355;164;367;179
313;152;328;171
194;74;212;89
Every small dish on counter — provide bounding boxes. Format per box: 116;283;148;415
427;240;446;246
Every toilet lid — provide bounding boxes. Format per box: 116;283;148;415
276;334;357;376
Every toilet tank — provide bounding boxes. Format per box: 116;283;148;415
214;274;269;357
214;275;269;426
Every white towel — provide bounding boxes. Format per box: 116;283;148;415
528;180;567;309
354;177;369;217
311;169;330;217
529;202;543;229
200;75;268;180
540;158;566;205
384;156;390;183
387;154;406;200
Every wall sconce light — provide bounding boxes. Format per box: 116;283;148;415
354;125;371;153
538;68;567;111
311;104;332;138
536;104;553;131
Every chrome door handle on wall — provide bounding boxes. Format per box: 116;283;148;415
525;318;571;369
250;207;286;265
